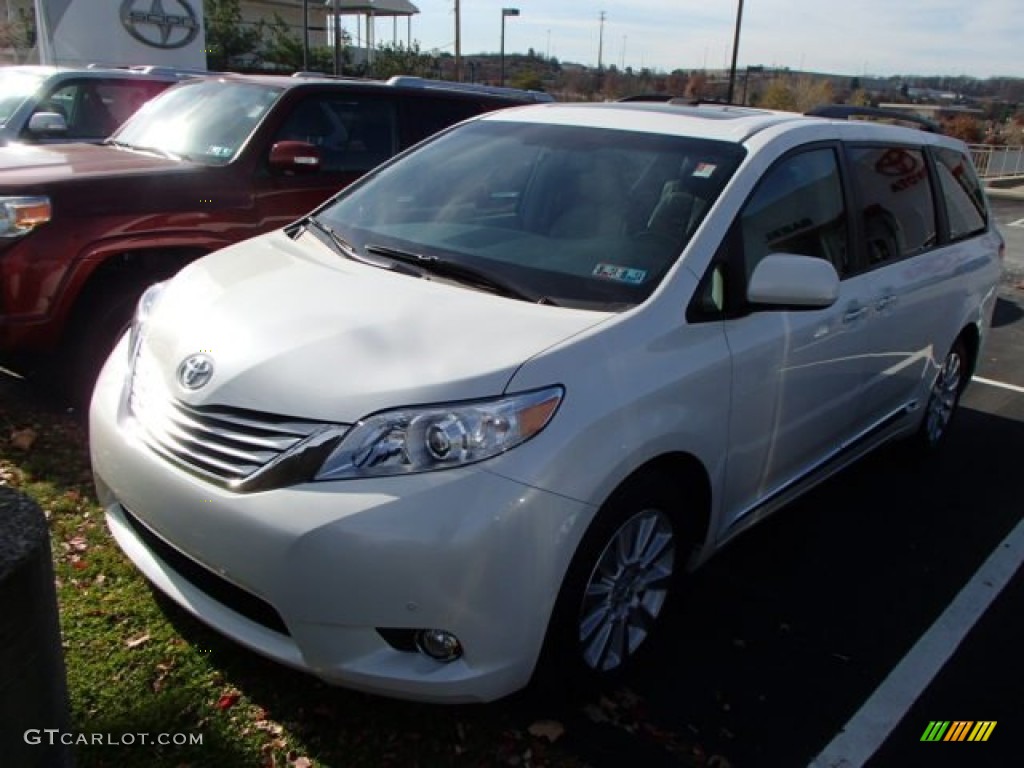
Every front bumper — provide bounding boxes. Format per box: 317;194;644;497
90;338;592;703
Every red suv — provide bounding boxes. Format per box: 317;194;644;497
0;73;550;393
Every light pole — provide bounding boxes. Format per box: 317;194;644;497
727;0;745;104
332;0;341;76
302;0;309;70
455;0;461;81
500;8;519;87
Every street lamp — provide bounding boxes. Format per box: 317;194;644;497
500;8;520;87
727;0;745;104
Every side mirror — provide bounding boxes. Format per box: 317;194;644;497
27;111;68;135
747;253;840;309
268;140;322;174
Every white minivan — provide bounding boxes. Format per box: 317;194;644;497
90;102;1003;703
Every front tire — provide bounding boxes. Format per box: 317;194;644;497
538;472;688;692
64;276;150;408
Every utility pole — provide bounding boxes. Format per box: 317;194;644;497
597;11;606;71
454;0;461;81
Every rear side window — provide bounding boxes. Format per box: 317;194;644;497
933;146;987;240
848;146;936;266
274;95;397;173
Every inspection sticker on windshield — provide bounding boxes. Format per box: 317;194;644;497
593;263;647;284
692;162;717;178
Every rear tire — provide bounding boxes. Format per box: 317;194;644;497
914;337;969;451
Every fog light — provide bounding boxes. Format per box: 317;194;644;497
415;629;463;662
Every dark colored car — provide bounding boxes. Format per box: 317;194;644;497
0;73;552;391
0;65;188;146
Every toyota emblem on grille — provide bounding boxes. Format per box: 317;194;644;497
177;354;214;390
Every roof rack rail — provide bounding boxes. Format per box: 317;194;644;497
385;76;554;103
291;71;368;81
805;104;941;133
85;63;210;79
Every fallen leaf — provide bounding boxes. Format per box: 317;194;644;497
528;720;565;743
69;536;88;552
255;719;283;737
291;758;312;768
216;691;241;710
10;427;37;451
126;633;151;649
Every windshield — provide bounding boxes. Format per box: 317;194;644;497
317;119;744;310
111;79;282;164
0;70;47;126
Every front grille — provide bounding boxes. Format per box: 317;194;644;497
122;506;290;636
128;343;337;487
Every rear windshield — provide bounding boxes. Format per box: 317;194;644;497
318;120;745;310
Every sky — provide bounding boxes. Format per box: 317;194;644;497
341;0;1024;79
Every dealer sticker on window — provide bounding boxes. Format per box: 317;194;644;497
592;263;648;284
692;162;717;178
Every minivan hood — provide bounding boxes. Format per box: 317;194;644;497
141;229;610;422
0;142;181;185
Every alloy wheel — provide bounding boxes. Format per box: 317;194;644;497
578;508;675;671
925;347;963;446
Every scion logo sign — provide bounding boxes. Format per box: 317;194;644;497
120;0;200;50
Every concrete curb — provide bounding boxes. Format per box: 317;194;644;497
986;185;1024;201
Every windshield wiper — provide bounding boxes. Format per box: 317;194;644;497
364;243;545;303
302;218;419;275
103;139;191;161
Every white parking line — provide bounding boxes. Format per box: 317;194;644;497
974;376;1024;395
808;518;1024;768
1009;218;1024;228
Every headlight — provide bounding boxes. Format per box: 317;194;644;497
128;281;167;360
315;386;563;480
0;196;51;238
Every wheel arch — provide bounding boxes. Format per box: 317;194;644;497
601;451;713;563
956;321;981;383
61;246;209;339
